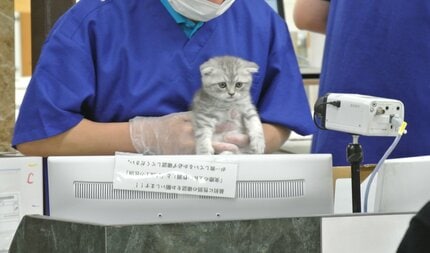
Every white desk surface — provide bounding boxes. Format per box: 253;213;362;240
321;212;414;253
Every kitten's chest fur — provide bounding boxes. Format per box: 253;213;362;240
194;91;253;131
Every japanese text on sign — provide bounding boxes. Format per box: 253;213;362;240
113;155;238;198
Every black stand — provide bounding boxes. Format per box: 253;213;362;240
347;135;363;213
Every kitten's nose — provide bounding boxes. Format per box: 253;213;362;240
228;92;235;97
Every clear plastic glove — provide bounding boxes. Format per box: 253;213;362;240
130;112;195;155
129;112;250;155
212;122;251;154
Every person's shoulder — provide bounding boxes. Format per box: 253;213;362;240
67;0;114;25
72;0;113;14
232;0;285;24
48;0;111;35
234;0;274;12
235;0;271;8
49;0;128;41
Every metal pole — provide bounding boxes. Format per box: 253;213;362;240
347;135;363;213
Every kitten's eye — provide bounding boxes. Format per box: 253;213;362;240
218;82;227;88
235;82;243;88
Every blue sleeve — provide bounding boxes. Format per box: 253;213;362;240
257;17;316;136
12;12;96;146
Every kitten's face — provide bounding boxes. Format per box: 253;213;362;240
200;56;258;102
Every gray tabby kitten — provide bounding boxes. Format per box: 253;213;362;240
191;56;265;155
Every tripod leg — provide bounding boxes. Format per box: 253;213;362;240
347;135;363;213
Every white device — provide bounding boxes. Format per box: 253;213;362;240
47;154;334;225
314;93;404;136
374;155;430;213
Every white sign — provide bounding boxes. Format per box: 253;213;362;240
0;157;43;252
113;155;238;198
0;192;20;252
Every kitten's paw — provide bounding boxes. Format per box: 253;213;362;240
198;152;214;155
249;140;265;154
196;145;215;155
219;151;234;155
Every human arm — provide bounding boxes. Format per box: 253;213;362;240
16;112;198;156
16;111;287;156
16;118;136;156
293;0;330;34
263;123;291;153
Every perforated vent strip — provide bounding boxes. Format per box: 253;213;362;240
237;180;305;199
74;181;177;200
74;180;305;200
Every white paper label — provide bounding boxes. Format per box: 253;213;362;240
0;192;20;252
113;155;238;198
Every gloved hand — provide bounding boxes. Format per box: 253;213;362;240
212;134;250;154
130;112;194;155
129;112;250;155
212;122;251;154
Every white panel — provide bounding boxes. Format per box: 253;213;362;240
322;213;413;253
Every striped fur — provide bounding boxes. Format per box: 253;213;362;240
191;56;265;154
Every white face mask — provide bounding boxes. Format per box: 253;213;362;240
168;0;236;22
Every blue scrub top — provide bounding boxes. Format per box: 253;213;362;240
13;0;315;147
312;0;430;165
160;0;204;38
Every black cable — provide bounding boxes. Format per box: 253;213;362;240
313;100;341;130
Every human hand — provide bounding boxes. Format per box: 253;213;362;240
129;112;251;155
129;112;196;155
212;123;251;154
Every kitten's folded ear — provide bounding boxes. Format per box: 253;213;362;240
200;62;215;76
245;61;259;74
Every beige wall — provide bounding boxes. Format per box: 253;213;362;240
15;0;32;76
0;0;15;153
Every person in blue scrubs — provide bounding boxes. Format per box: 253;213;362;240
294;0;430;166
13;0;315;156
